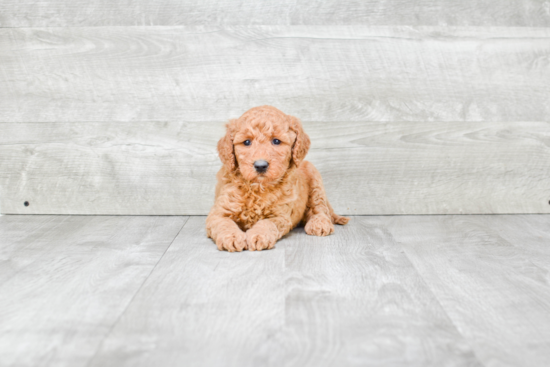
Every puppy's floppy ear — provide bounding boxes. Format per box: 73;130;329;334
217;119;237;171
288;115;310;168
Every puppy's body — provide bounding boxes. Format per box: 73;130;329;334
207;106;349;251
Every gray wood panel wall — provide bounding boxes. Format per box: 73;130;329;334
2;27;550;123
1;121;549;215
1;1;550;27
1;4;549;215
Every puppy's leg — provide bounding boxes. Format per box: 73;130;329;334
206;214;247;252
302;162;345;236
246;216;292;251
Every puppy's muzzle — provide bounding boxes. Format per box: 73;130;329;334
254;160;269;173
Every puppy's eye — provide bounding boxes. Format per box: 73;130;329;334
243;140;251;146
272;139;281;145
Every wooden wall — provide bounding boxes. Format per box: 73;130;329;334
1;2;549;215
2;1;550;27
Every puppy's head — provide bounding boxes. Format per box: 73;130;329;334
217;105;310;184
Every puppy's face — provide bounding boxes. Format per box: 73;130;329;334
218;106;310;185
233;117;295;184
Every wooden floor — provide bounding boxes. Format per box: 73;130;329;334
1;215;549;366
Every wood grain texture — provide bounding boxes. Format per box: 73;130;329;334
386;215;550;367
0;215;187;367
1;26;550;123
0;215;59;284
88;216;286;367
1;0;549;27
263;217;482;367
3;214;550;366
1;120;549;215
89;216;481;367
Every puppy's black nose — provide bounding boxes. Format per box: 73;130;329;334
254;160;269;173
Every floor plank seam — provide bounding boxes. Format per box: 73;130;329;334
83;215;190;367
396;237;489;367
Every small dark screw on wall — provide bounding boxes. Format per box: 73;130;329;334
24;201;29;207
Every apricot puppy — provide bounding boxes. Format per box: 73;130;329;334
206;105;349;251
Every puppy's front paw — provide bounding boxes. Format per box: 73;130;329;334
246;229;277;251
216;230;247;252
305;215;334;236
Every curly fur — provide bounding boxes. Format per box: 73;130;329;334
206;105;349;252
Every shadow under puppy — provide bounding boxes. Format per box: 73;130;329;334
206;105;349;251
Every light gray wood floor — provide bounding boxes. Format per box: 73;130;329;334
1;215;549;366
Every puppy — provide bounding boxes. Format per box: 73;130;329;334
206;105;349;251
